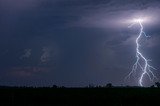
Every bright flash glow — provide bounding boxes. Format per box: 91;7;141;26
126;18;157;86
133;18;144;23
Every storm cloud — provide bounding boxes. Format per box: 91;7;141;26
0;0;160;87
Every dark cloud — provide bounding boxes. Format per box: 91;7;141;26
0;0;160;87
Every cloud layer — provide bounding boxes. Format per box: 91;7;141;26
0;0;160;87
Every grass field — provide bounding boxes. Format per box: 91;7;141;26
0;87;159;106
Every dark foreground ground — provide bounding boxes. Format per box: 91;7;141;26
0;87;160;106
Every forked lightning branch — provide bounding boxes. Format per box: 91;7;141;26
126;18;157;86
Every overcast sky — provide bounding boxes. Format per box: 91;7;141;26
0;0;160;87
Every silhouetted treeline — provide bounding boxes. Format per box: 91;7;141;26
1;82;160;89
0;83;160;106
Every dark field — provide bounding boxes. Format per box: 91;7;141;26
0;87;160;106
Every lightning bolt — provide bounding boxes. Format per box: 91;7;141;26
126;19;157;86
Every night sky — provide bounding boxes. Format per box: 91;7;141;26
0;0;160;87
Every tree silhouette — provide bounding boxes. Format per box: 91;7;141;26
155;82;160;88
150;85;155;88
105;83;113;88
52;85;58;88
88;84;94;88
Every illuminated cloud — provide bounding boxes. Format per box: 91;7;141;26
73;0;160;29
40;47;52;63
20;49;32;59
